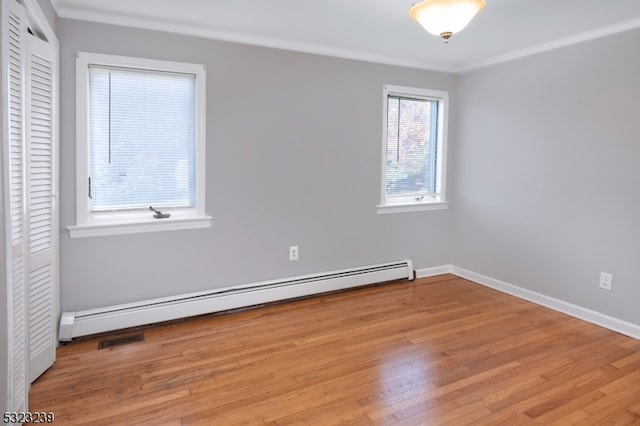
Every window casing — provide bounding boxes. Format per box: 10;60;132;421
378;85;449;214
69;52;211;238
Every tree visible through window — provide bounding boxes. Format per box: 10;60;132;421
386;95;438;198
380;85;448;212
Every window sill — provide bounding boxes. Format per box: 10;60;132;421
67;212;213;238
377;201;449;214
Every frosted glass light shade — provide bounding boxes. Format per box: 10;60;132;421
410;0;485;41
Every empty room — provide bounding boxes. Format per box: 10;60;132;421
1;0;639;424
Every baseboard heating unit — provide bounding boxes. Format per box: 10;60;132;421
58;259;414;341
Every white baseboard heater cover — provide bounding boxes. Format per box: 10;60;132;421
59;259;414;341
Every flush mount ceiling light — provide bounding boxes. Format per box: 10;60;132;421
409;0;486;42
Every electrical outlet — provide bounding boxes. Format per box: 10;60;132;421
289;246;299;261
599;272;613;291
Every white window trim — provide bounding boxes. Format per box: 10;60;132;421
378;84;449;215
69;52;211;238
377;199;450;214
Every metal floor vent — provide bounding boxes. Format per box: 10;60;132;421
98;333;145;350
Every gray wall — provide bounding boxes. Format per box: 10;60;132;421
34;0;56;33
58;19;456;311
452;28;640;324
57;16;639;329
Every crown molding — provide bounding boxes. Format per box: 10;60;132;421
456;17;640;74
54;5;640;75
53;6;456;73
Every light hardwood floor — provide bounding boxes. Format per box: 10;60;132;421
30;274;640;425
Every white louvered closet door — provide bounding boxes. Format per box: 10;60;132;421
5;0;28;413
25;32;57;382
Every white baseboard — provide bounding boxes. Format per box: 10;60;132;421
415;264;454;278
60;260;639;341
450;266;640;340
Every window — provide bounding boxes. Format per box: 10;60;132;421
378;85;449;214
68;52;211;238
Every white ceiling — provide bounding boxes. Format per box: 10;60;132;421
51;0;640;73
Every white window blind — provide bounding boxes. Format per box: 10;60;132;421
385;95;439;199
88;65;196;211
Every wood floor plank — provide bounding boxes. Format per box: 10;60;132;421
29;274;640;424
531;390;606;425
